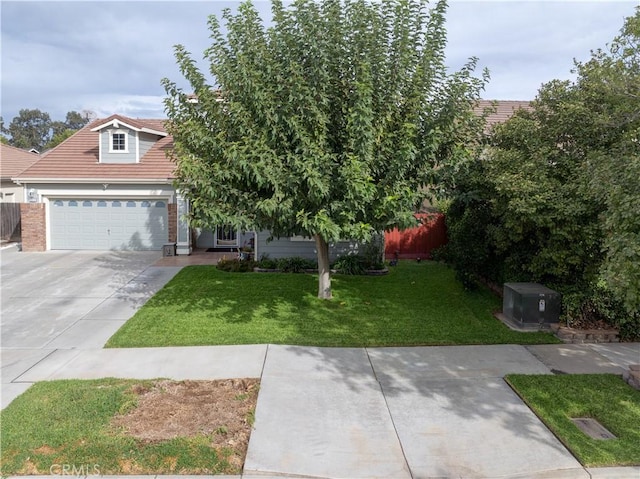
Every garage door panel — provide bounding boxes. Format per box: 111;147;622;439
93;238;110;250
50;198;169;251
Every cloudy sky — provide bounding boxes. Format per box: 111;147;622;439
1;0;637;123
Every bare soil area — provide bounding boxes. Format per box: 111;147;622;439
111;378;259;468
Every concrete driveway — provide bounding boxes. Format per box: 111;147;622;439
1;246;180;406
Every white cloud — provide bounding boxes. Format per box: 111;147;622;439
445;0;637;99
1;0;637;121
76;94;167;119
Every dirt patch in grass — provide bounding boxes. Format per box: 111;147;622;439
111;378;259;468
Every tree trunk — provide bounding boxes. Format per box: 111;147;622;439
315;235;332;299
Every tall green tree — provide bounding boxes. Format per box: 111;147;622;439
6;109;52;151
45;111;94;149
163;0;487;298
0;117;8;144
577;10;640;317
3;109;91;151
445;8;639;335
44;128;76;150
64;111;90;130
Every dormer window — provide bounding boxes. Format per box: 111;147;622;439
109;130;128;153
112;133;125;150
91;115;167;163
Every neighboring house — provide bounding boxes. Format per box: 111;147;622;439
0;144;40;203
474;99;533;131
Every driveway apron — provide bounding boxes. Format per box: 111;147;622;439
369;345;587;479
0;247;179;407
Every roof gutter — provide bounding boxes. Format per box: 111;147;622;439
12;177;175;184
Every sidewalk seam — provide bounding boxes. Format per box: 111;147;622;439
41;317;92;349
365;347;414;479
259;343;270;381
10;349;59;383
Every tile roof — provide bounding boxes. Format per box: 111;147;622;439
90;114;167;136
16;117;175;182
0;144;41;179
14;102;530;183
475;100;533;129
92;113;149;131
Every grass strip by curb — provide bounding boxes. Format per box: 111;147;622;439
506;374;640;467
0;378;254;475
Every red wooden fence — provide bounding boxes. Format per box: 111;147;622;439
384;213;447;260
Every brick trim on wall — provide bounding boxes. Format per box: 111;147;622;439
168;203;177;243
20;203;46;251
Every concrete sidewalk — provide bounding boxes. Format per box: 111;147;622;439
3;342;640;479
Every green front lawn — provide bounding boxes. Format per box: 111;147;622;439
506;374;640;467
106;261;558;347
0;379;244;475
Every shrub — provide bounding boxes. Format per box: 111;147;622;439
276;256;316;272
619;315;640;341
256;254;278;269
216;258;256;272
430;244;447;263
361;233;385;269
442;198;502;289
333;254;366;275
562;282;640;341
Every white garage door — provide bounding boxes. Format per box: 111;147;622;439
50;199;169;250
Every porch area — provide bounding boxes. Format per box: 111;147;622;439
154;248;236;266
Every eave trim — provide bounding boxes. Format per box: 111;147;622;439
12;177;174;185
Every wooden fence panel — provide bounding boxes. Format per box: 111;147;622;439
384;213;447;260
1;203;22;241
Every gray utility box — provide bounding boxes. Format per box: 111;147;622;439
503;283;561;327
162;243;176;257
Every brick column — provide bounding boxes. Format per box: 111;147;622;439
20;203;46;251
168;203;177;243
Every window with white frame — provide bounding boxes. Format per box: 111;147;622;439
109;129;128;152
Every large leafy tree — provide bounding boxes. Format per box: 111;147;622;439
0;118;7;144
64;110;91;130
163;0;487;298
5;109;52;151
2;109;91;151
578;10;640;317
445;8;639;335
